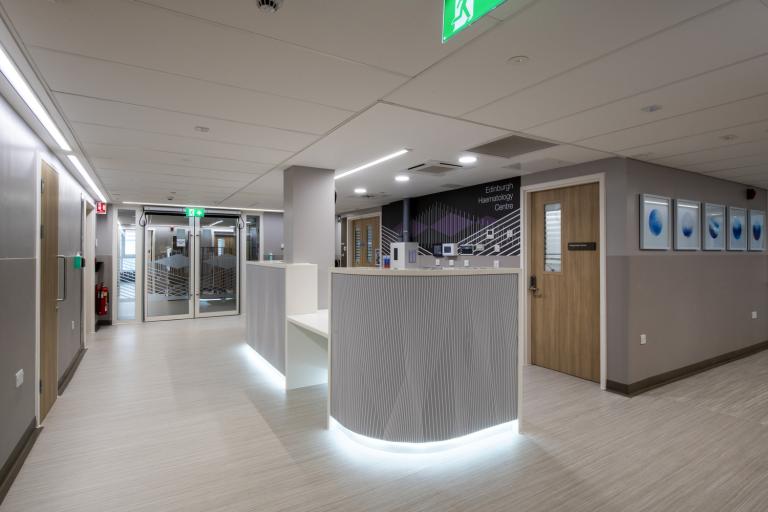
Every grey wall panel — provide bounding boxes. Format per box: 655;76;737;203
626;254;768;383
246;265;286;373
0;99;39;259
0;258;36;466
261;212;284;259
330;273;518;443
57;176;84;379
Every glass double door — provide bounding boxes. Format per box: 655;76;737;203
144;213;239;321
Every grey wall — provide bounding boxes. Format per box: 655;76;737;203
283;166;335;309
261;212;284;260
0;92;90;467
521;157;768;386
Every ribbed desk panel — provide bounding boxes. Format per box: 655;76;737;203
246;265;286;373
330;273;518;443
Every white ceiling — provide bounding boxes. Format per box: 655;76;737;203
1;0;767;212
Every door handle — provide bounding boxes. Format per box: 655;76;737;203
528;275;540;296
57;255;66;302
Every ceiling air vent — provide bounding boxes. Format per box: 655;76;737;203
468;135;557;159
256;0;283;12
408;160;463;176
504;158;570;173
441;183;464;189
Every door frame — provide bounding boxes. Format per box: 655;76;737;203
521;173;607;390
345;212;381;267
114;206;144;324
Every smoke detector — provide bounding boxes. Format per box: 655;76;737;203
256;0;283;12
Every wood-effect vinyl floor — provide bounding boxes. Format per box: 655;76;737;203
2;316;768;512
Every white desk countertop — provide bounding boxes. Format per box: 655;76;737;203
287;309;329;338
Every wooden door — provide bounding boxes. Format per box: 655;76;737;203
40;162;59;420
349;217;380;267
530;183;600;382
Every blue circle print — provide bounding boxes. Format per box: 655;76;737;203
648;209;663;236
681;212;694;238
732;218;742;240
708;217;720;239
754;222;762;241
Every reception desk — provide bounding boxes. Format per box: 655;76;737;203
245;261;317;377
329;267;521;443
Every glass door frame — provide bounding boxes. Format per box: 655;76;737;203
193;215;240;318
114;206;143;324
143;212;195;322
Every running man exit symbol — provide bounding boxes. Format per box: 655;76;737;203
442;0;507;42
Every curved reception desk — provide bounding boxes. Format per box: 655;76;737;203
329;267;521;444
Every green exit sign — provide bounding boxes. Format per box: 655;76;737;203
185;207;205;218
443;0;507;42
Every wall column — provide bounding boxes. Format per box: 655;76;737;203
283;166;335;308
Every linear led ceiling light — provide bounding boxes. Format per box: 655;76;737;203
68;155;107;203
0;45;71;151
334;149;410;180
122;201;284;213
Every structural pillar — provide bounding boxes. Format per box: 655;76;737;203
283;166;335;309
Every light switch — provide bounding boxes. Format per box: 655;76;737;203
435;259;441;266
463;259;470;267
448;260;455;267
15;369;24;388
640;334;647;345
493;260;500;268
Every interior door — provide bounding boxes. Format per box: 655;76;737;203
530;183;600;382
195;215;239;317
40;162;59;421
144;213;194;321
350;217;380;267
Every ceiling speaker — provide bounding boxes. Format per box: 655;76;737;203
256;0;283;12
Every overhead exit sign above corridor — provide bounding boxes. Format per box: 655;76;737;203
443;0;507;42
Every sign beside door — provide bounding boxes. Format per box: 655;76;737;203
96;201;107;215
443;0;507;42
185;207;205;218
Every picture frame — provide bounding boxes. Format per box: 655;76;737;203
702;203;725;251
727;206;747;251
674;199;700;251
748;209;765;252
640;194;671;250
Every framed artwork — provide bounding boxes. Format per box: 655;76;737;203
702;203;725;251
749;210;765;251
674;199;700;251
640;194;671;250
727;207;747;251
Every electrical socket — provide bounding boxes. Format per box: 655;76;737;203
15;369;24;388
435;259;441;266
463;259;470;267
448;260;455;267
752;311;758;319
640;334;647;345
493;260;500;268
71;320;75;330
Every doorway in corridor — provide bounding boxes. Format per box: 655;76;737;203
529;182;600;383
144;212;240;321
39;162;59;421
348;215;380;267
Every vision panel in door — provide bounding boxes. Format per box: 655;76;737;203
197;216;239;316
145;214;194;320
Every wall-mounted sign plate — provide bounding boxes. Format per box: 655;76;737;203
96;201;107;215
568;242;597;251
443;0;507;42
185;207;205;218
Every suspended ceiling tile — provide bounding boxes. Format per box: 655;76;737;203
29;48;352;135
138;0;499;77
72;123;292;165
56;93;317;153
3;0;406;110
387;0;732;117
467;0;768;130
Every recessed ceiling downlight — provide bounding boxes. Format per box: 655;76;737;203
641;104;663;113
395;175;410;182
459;155;478;165
354;188;367;195
507;55;530;64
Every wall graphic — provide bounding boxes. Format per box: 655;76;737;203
382;177;521;257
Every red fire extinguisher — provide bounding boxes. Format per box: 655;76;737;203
96;283;109;316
